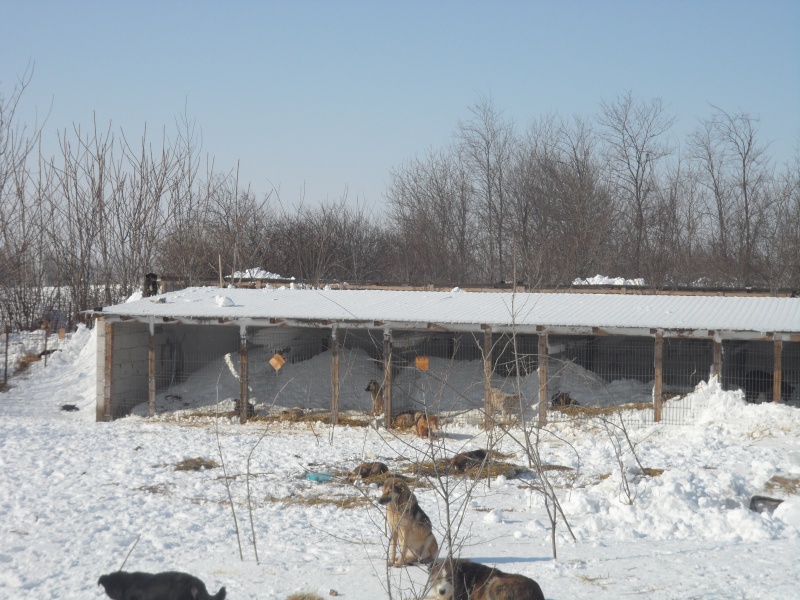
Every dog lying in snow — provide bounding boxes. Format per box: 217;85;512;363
449;449;489;472
98;570;226;600
424;558;544;600
348;461;389;482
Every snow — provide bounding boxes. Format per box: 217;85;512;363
230;268;290;281
1;326;800;599
573;274;646;286
97;286;800;338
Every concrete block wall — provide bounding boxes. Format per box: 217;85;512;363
95;320;107;421
95;318;150;420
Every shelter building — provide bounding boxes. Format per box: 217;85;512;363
90;287;800;425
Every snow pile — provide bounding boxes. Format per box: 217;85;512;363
230;268;289;280
573;274;646;286
214;295;235;307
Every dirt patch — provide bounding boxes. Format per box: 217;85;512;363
764;475;800;496
265;493;370;510
641;467;664;477
253;411;370;427
414;458;525;480
553;402;653;418
175;457;220;471
14;353;41;375
541;464;575;472
138;483;173;495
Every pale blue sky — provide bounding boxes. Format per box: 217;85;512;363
2;1;798;212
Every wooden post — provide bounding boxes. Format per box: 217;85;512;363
148;319;156;418
331;325;339;425
383;330;393;428
103;321;113;422
654;332;663;422
239;327;249;424
41;320;49;368
482;326;493;430
774;339;783;404
538;334;548;426
3;325;9;386
712;337;722;381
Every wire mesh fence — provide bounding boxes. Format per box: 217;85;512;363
1;325;70;385
101;322;799;427
722;340;799;406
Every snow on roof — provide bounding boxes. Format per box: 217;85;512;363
572;274;646;286
228;268;289;280
95;287;800;337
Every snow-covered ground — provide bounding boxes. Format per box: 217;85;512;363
1;325;799;599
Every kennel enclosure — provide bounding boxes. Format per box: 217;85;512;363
90;288;800;425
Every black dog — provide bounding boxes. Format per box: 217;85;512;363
98;570;226;600
740;370;794;403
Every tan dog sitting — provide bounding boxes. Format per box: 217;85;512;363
378;477;438;567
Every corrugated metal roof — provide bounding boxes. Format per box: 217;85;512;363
96;287;800;338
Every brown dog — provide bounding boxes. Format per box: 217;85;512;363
424;558;544;600
366;380;384;416
414;412;440;438
378;477;439;567
98;570;226;600
449;449;489;472
348;461;389;482
551;391;580;408
393;411;417;429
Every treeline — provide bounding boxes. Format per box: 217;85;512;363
1;72;799;330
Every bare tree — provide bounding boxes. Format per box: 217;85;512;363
0;65;56;329
108;125;178;298
506;115;561;286
204;171;276;282
690;107;774;286
326;200;393;282
47;119;115;322
157;115;215;283
386;148;478;284
551;116;616;282
759;158;800;289
457;96;516;282
507;115;616;286
598;92;676;278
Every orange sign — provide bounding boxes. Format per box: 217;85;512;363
269;353;286;371
415;356;429;371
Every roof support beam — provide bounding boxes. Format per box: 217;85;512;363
383;330;393;428
239;325;249;424
654;332;663;422
483;325;493;431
